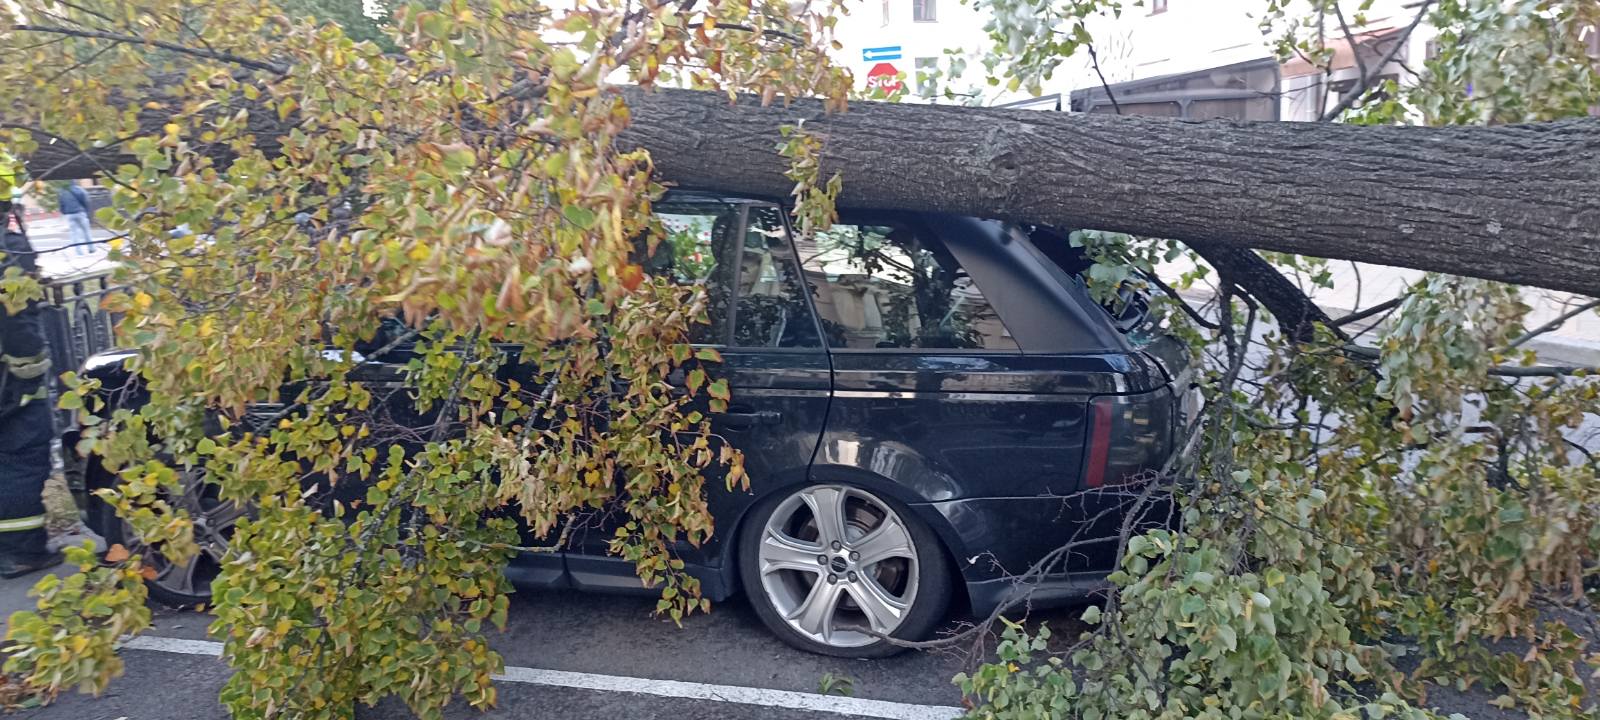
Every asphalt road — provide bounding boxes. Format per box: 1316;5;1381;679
2;553;1091;720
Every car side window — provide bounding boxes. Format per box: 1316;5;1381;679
646;204;741;344
797;216;1019;351
733;207;821;348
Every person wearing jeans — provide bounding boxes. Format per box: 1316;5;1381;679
57;182;93;255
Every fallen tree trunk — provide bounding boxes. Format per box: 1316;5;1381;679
21;86;1600;297
619;88;1600;298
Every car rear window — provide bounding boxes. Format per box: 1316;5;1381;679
1018;225;1151;335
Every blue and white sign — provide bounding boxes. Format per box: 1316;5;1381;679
862;45;902;62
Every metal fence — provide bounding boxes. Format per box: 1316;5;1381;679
39;271;120;429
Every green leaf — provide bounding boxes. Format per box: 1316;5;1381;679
420;13;450;39
562;204;597;230
1216;625;1237;652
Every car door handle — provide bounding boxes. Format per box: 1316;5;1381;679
715;408;783;428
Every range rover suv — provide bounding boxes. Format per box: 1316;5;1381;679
62;192;1195;657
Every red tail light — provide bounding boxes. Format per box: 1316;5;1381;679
1084;391;1174;488
1085;397;1114;488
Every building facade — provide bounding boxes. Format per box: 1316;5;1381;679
833;0;1436;121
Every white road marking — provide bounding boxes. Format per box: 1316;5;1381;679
122;635;966;720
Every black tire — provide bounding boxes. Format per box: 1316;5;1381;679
738;483;952;658
97;463;241;609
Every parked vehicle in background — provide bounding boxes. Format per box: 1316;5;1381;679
61;191;1197;657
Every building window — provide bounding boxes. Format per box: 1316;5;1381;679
914;57;939;97
1149;0;1167;14
912;0;936;23
797;217;1019;351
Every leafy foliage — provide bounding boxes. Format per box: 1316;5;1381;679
277;0;406;49
0;0;849;715
0;1;1595;719
959;2;1600;719
2;543;151;697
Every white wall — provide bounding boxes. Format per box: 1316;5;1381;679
833;0;1432;107
833;0;994;99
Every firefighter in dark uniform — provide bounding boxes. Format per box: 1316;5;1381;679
0;156;63;578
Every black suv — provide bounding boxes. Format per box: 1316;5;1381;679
63;192;1195;657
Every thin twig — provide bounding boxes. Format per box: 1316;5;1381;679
1343;344;1597;377
1332;2;1370;84
1086;41;1122;116
13;24;288;75
1332;296;1403;327
1508;299;1600;349
1319;0;1434;121
1145;272;1220;330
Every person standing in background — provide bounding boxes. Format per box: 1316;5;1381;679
56;181;92;255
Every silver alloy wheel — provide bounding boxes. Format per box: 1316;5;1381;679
757;485;919;648
122;465;245;599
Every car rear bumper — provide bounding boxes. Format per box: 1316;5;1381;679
965;571;1111;617
922;489;1172;616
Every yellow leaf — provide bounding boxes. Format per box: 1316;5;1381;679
133;291;153;310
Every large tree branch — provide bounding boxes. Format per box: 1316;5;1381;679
12;85;1600;298
615;87;1600;298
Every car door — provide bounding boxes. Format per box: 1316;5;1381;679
564;199;831;598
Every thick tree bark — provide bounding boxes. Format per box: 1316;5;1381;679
19;86;1600;297
618;88;1600;299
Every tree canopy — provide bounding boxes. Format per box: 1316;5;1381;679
0;1;1597;719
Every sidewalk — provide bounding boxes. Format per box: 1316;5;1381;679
1161;257;1600;366
24;214;119;282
